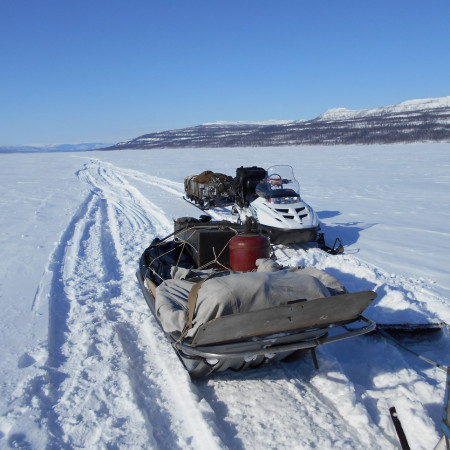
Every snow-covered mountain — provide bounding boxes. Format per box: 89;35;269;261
316;96;450;121
105;96;450;150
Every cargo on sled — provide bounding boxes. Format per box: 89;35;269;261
137;216;376;378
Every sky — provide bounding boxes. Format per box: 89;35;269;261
1;0;449;145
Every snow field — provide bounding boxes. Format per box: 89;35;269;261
0;144;449;449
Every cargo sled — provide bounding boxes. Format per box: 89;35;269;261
233;165;321;245
184;171;234;209
137;217;376;377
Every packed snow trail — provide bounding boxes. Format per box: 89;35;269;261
6;160;224;448
4;157;446;449
91;162;233;222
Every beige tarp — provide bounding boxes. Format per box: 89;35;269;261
154;259;346;336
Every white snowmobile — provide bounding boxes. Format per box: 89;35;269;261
233;165;321;245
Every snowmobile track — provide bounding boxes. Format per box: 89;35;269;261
9;160;224;448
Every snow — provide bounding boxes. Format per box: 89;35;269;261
202;120;304;126
208;96;450;126
0;143;449;449
317;96;450;121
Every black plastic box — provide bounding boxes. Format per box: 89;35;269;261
174;218;243;268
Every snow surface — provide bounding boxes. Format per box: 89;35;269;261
201;120;304;126
206;96;450;125
0;144;449;449
317;96;450;121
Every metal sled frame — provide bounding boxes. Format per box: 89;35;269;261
136;272;376;377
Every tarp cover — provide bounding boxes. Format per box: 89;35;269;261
154;259;346;336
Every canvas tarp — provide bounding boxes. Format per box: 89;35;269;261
154;260;346;336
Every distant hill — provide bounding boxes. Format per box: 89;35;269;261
0;143;112;154
103;96;450;150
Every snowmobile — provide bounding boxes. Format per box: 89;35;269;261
136;216;376;378
233;165;321;245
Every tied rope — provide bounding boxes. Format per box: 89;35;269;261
145;225;241;281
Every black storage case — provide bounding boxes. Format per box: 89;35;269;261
174;218;243;269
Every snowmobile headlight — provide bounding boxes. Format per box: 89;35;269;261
206;358;219;366
268;196;299;204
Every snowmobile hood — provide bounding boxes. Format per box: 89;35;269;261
250;197;320;231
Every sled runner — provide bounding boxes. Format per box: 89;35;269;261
137;218;376;377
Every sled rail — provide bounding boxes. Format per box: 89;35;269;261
190;290;377;346
177;315;375;359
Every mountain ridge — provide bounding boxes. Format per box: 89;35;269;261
104;96;450;150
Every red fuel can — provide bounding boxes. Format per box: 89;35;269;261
229;233;270;272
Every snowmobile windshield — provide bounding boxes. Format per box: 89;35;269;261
261;165;301;203
266;165;300;195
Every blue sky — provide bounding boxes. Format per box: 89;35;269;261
1;0;449;145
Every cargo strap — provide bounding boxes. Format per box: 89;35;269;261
178;277;209;342
186;279;207;330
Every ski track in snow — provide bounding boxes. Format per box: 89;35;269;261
6;158;446;449
7;160;223;449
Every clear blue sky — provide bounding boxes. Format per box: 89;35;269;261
1;0;449;145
